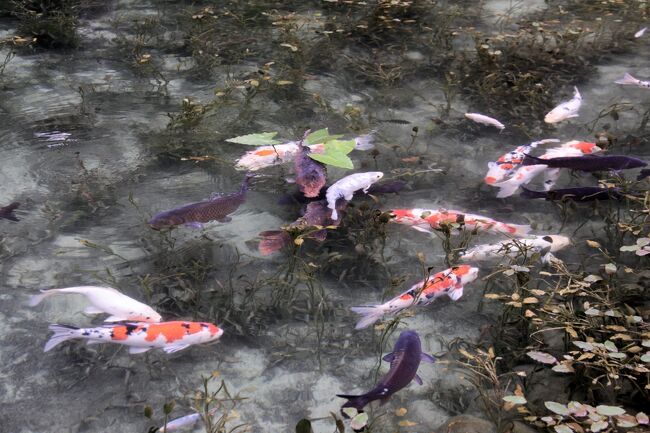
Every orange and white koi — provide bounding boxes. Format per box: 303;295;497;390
494;140;602;198
390;208;530;236
29;286;162;323
235;134;374;171
485;139;560;185
614;73;650;89
459;235;570;263
544;87;582;124
464;113;505;130
44;321;224;354
350;265;479;329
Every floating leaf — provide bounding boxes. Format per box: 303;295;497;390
398;420;418;427
604;341;618;352
596;405;625;416
608;352;626;359
583;274;602;283
325;139;356;155
568;402;587;417
342;407;358;419
615;414;638;428
523;297;539;304
604;263;617;274
395;408;408;417
528;351;558;364
305;128;331;145
552;364;575;373
636;412;649;424
295;418;314;433
309;152;354;169
226;132;281;145
590;420;608;432
350;412;368;430
585;308;601;316
546;401;570;415
586;240;601;248
276;80;293;85
640;353;650;363
503;395;527;404
554;425;574;433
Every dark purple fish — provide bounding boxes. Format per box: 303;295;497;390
149;174;253;230
0;202;20;221
520;186;623;202
367;179;408;194
337;330;435;414
258;199;344;255
638;169;650;181
295;142;327;198
522;154;647;172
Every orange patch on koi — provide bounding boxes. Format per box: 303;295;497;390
144;322;202;343
254;149;277;157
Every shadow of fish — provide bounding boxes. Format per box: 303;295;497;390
336;330;435;414
0;202;20;221
149;174;253;230
522;154;647;172
520;186;623;202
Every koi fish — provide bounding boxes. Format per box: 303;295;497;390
0;202;20;221
494;140;602;198
350;265;479;329
295;141;327;198
44;321;224;354
485;139;560;185
614;73;650;89
522;154;647;172
458;235;570;263
337;330;435;413
520;186;623;202
464;113;505;130
635;27;647;38
544;87;582;124
29;286;162;322
258;199;345;255
149;174;253;230
235;134;374;171
326;172;384;220
390;208;530;236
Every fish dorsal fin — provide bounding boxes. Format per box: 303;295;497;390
382;352;396;363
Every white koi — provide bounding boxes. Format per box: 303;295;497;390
350;265;479;329
44;321;224;354
326;172;384;220
544;87;582;124
29;286;162;323
235;134;374;171
634;27;647;38
614;73;650;89
459;235;571;263
464;113;505;130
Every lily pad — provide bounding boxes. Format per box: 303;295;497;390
309;152;354;169
226;132;281;145
503;395;527;404
596;405;625;416
546;401;570;416
305;128;332;145
350;412;368;430
554;425;574;433
527;351;558;364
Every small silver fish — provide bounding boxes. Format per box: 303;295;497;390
614;73;650;89
464;112;505;130
544;87;582;124
634;27;647;38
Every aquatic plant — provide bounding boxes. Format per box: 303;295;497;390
12;0;81;48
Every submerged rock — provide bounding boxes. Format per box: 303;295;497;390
435;414;496;433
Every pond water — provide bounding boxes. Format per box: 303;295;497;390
0;1;648;433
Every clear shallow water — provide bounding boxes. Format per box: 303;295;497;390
1;1;649;432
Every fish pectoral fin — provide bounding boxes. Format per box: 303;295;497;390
129;346;151;354
413;374;423;386
104;315;129;322
184;222;204;229
420;353;436;364
382;352;396;363
163;343;191;354
83;306;105;315
448;287;464;301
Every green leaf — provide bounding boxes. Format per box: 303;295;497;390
350;412;368;430
545;401;569;416
305;128;331;145
640;353;650;363
604;340;618;352
342;407;358;419
503;395;527;404
226;132;281;145
309;152;354;169
596;405;625;416
554;425;574;433
295;418;314;433
325;139;356;155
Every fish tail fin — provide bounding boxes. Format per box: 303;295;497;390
350;305;387;329
44;324;80;352
241;172;255;191
1;202;20;221
494;178;522;198
258;231;291;255
615;73;637;85
521;154;547;166
28;289;58;307
573;86;581;99
354;133;375;151
337;393;373;414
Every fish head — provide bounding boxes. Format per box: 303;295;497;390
390;209;416;224
543;235;571;252
135;309;162;323
452;265;479;285
394;330;422;353
544;109;563;124
202;323;225;341
366;171;384;182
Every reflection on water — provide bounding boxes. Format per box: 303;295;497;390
0;1;649;432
